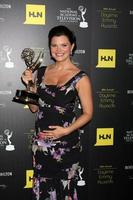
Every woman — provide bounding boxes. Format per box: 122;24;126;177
22;25;93;200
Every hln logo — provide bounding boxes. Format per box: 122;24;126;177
96;49;116;68
24;170;34;188
24;4;46;25
94;128;114;146
29;12;43;18
101;55;113;61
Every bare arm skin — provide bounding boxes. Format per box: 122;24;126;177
21;69;39;113
67;75;93;132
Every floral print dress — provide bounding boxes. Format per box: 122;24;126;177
32;66;87;200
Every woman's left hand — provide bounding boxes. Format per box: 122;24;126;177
40;125;70;140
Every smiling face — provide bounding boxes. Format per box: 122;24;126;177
50;35;74;62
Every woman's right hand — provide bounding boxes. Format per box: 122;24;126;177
21;69;33;85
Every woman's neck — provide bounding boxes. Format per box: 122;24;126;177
54;60;73;71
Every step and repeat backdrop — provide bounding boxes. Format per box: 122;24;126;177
0;0;133;199
89;0;133;199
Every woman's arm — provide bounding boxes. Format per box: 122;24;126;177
66;75;93;133
21;69;39;113
28;103;38;113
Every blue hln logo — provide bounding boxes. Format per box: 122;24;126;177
94;128;114;146
24;4;46;25
96;49;116;68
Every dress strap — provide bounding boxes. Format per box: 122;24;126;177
36;66;47;85
68;70;87;87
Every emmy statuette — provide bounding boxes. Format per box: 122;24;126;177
13;48;44;105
